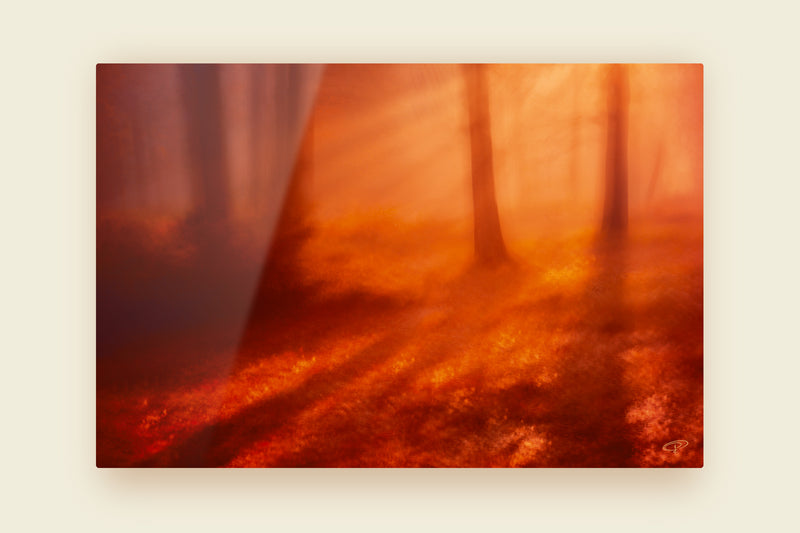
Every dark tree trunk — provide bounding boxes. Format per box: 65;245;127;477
601;64;629;237
130;91;156;209
179;64;229;223
249;65;270;209
464;64;508;265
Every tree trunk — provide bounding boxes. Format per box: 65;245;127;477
464;64;509;265
645;141;664;207
179;64;229;223
570;68;581;197
601;64;629;237
249;65;270;211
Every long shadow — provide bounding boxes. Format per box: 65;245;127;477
262;323;473;466
418;235;637;467
530;235;637;467
233;288;410;368
182;242;639;468
419;232;697;467
134;250;640;468
368;241;638;467
136;293;419;467
263;264;528;466
137;263;525;467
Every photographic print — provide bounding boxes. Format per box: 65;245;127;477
96;64;703;467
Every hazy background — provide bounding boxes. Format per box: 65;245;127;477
97;64;702;356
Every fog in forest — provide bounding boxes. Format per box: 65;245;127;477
97;64;703;467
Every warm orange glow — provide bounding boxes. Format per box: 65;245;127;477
97;64;703;467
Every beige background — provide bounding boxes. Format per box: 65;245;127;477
2;0;798;530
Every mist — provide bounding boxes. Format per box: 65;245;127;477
97;64;703;467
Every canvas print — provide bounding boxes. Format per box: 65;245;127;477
97;64;703;467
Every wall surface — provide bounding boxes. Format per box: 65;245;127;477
2;0;799;531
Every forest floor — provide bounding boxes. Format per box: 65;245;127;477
97;213;703;467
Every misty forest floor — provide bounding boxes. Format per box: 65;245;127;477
97;215;702;467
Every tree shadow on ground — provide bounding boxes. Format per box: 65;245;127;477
523;235;638;466
134;242;643;467
135;263;524;467
260;264;528;466
268;240;639;467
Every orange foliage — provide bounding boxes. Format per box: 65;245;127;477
97;64;702;467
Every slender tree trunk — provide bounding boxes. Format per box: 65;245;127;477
464;64;508;265
131;90;156;210
249;65;270;211
179;64;229;223
601;64;629;237
570;69;581;197
645;141;664;207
